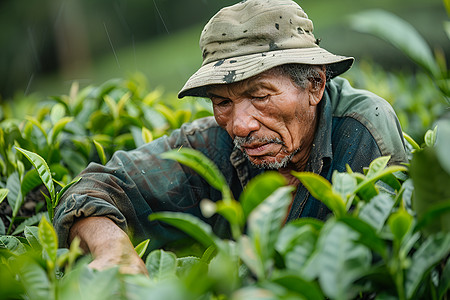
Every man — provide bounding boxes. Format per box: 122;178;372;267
54;0;407;274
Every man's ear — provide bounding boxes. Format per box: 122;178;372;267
308;67;326;106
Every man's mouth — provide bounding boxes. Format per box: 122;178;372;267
242;142;283;157
234;136;284;157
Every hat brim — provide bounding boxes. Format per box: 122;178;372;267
178;47;354;98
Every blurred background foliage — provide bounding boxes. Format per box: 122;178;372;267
0;0;448;140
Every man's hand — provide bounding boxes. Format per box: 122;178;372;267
70;217;148;275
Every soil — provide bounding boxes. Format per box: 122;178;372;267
0;185;48;234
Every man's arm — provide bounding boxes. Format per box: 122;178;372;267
69;216;148;275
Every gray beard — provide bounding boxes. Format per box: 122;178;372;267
233;136;299;169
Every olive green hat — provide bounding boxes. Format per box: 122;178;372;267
178;0;354;98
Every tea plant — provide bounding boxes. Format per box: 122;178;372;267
1;121;448;299
0;74;213;234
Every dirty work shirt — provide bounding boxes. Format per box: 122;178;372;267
53;77;407;250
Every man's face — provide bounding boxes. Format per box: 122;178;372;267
208;68;323;169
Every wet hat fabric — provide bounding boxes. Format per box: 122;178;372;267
178;0;354;98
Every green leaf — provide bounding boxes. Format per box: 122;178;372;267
154;104;179;128
405;233;450;298
415;200;450;234
26;116;48;141
438;258;450;300
424;126;437;147
6;172;23;218
38;217;58;264
403;132;421;151
349;9;440;77
331;171;357;208
135;239;150;258
435;118;450;175
358;193;395;232
355;164;407;201
0;188;8;205
215;199;245;232
15;147;55;202
150;212;218;249
142;126;153;144
21;168;43;197
12;212;48;235
292;172;346;217
24;226;42;251
388;209;413;244
339;217;387;257
248;186;294;274
276;222;319;271
161;148;232;201
146;249;177;281
0;236;26;255
365;156;391;179
49;116;73;145
50;102;67;124
410;146;450;235
19;259;50;300
239;171;286;219
272;273;325;299
93;140;107;165
301;220;371;299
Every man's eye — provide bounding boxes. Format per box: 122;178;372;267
252;95;269;101
213;99;231;107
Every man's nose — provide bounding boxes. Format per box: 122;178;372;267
230;101;260;138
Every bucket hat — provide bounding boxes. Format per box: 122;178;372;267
178;0;354;98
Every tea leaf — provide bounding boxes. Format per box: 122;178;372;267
154;104;178;128
366;156;390;179
302;221;371;299
25;116;48;141
150;211;218;248
248;186;294;273
93;140;107;165
331;171;357;207
0;188;8;205
388;209;413;244
19;259;50;299
359;193;395;232
146;249;177;281
142;126;153;144
239;171;286;219
350;9;440;77
12;212;48;235
0;236;26;255
272;273;324;299
339;217;387;257
6;172;23;218
403;132;421;151
438;258;450;300
24;225;42;251
410;147;450;235
49;116;73;145
50;103;66;125
216;199;245;231
135;239;150;258
405;233;450;298
293;172;346;217
276;223;319;271
161;148;231;201
38;217;58;264
424;126;437;147
15;147;55;201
